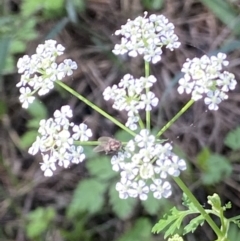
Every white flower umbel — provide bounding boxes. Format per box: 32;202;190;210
111;129;187;200
103;74;159;130
29;105;92;176
113;12;180;64
17;40;78;108
178;53;237;110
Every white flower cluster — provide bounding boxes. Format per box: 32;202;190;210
113;12;180;64
29;105;92;176
17;40;77;108
103;74;158;130
178;53;237;110
112;129;187;200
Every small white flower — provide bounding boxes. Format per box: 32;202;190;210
72;123;92;141
116;178;132;199
54;105;73;125
17;40;77;108
125;115;139;131
155;142;173;159
135;129;155;148
19;87;35;108
154;158;171;179
217;71;237;92
69;146;86;164
40;154;57;176
112;12;180;64
17;55;31;74
204;90;222;111
129;180;149;200
139;92;159;111
111;152;125;172
28;105;92;176
139;75;157;88
29;136;42;155
168;155;187;176
150;179;172;199
177;75;194;94
54;150;71;168
178;53;236;109
120;162;139;180
103;85;118;101
58;59;78;77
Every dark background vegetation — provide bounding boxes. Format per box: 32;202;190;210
1;0;240;240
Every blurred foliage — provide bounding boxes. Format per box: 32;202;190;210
26;207;56;239
228;223;240;241
21;0;65;18
0;0;85;75
141;0;164;10
117;218;153;241
200;0;240;35
21;0;85;19
224;126;240;150
0;15;37;74
197;149;232;185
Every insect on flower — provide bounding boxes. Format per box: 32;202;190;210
93;137;122;154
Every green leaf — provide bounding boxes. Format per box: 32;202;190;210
224;127;240;150
152;207;180;233
115;129;133;142
26;207;56;238
0;36;11;76
117;218;153;241
0;100;7;118
27;119;42;129
182;193;199;212
4;55;15;74
44;0;64;12
19;130;38;149
142;192;169;215
196;147;211;169
21;0;43;16
16;18;37;41
86;156;117;181
207;193;222;212
109;183;137;220
228;223;240;241
62;218;92;241
141;0;164;10
152;207;193;238
22;0;64;18
200;0;240;35
27;100;47;119
67;178;108;217
183;215;204;234
201;154;232;185
83;146;98;159
9;40;26;53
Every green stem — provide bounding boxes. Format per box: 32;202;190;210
173;177;225;239
156;99;194;137
138;115;145;129
145;61;150;130
229;215;240;221
75;141;99;146
56;81;136;137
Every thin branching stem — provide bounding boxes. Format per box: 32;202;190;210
56;81;136;137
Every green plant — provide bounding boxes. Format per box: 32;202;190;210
16;12;240;241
